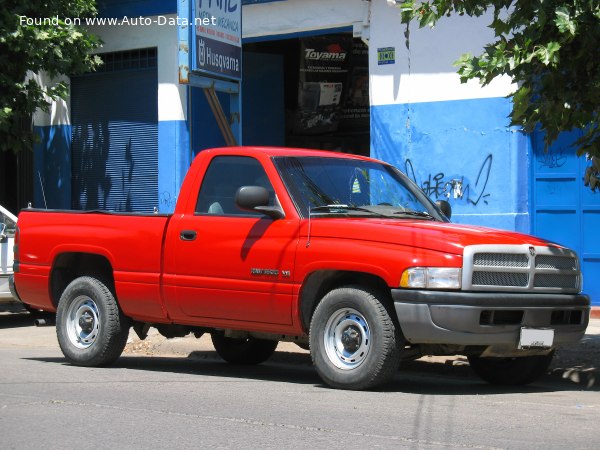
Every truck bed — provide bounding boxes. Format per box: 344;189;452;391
15;209;171;320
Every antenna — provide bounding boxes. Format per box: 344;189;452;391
306;206;312;248
38;171;47;209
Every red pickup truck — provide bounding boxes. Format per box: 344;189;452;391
12;147;590;390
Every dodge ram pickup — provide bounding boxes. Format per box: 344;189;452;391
12;147;590;390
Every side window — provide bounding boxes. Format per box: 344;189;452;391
195;156;275;216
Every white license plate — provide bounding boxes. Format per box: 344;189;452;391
518;328;554;349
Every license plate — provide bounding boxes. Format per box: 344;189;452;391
519;327;554;349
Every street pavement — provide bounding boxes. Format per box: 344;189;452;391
2;305;597;388
0;310;599;449
0;308;600;389
124;318;600;388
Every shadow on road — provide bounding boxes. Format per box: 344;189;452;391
24;350;599;395
0;310;37;329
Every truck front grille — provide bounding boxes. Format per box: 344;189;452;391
462;244;581;293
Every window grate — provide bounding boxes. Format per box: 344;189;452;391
95;48;157;73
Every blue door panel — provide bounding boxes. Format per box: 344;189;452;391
532;129;600;306
582;260;600;301
534;179;578;207
583;211;600;253
535;211;579;250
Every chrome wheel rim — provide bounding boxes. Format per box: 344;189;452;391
323;308;371;370
66;295;100;349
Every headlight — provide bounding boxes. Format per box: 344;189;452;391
400;267;462;289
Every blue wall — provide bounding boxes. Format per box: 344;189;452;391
158;120;190;213
33;125;72;209
371;97;530;233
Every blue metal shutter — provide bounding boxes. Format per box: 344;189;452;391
532;130;600;306
71;54;158;212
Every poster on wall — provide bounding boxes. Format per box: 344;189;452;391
294;35;352;135
194;0;242;80
341;39;370;131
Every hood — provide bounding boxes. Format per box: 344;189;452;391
307;218;560;255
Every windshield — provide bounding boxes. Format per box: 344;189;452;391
273;156;446;221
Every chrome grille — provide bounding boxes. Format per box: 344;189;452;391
534;274;579;289
472;272;528;287
473;253;528;268
462;244;581;293
535;255;577;270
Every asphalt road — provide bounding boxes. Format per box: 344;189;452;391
1;312;599;449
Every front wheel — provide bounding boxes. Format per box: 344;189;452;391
309;286;402;390
468;352;554;385
211;333;278;365
56;276;130;367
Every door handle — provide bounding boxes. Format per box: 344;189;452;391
180;230;197;241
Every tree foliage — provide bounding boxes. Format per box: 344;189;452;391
0;0;101;154
398;0;600;190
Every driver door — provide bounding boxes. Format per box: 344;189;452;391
166;155;299;325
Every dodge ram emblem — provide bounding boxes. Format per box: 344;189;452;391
529;246;536;257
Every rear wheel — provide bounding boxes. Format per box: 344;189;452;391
211;333;278;365
56;276;130;367
468;352;554;385
309;286;402;390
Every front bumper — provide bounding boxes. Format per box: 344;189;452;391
392;289;590;347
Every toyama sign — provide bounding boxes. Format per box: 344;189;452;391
194;0;242;80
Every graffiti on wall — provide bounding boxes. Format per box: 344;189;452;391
160;191;177;211
404;154;493;206
537;148;567;169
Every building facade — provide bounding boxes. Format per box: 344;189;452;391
25;0;599;306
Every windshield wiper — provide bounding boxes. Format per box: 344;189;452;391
393;210;436;220
310;205;390;218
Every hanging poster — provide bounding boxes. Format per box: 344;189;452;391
294;35;352;135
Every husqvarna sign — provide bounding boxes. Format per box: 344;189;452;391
194;0;242;79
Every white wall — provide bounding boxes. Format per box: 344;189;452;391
369;0;515;106
80;14;186;122
32;73;70;127
243;0;368;38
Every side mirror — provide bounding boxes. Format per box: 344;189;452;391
435;200;452;219
235;186;284;219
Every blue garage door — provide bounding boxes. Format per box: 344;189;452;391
71;48;158;212
532;131;600;306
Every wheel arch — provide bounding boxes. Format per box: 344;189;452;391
50;253;115;308
298;270;391;332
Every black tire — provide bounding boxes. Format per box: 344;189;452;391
309;286;402;390
468;352;554;386
211;333;278;365
56;276;130;367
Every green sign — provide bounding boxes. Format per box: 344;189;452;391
377;47;395;65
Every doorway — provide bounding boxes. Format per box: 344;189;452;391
242;33;370;156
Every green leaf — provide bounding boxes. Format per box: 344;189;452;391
0;0;101;154
554;6;576;35
545;41;561;64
